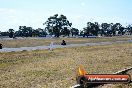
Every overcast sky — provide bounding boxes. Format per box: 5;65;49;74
0;0;132;32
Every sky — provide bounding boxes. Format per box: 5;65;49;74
0;0;132;32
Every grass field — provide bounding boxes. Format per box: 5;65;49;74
0;36;131;48
0;42;132;88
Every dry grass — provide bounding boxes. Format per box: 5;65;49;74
0;36;131;48
0;43;132;88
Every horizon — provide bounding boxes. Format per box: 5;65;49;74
0;0;132;32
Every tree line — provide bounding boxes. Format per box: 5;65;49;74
0;14;132;38
81;22;132;37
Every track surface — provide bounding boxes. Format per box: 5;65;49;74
0;40;131;52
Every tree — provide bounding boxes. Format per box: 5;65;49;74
32;29;39;37
18;26;26;37
83;22;100;37
60;27;70;36
83;22;92;37
0;32;9;36
44;14;72;37
80;30;84;37
91;22;99;36
118;26;125;35
0;31;1;37
112;23;122;36
18;26;33;37
8;29;14;38
70;28;79;36
101;23;110;36
127;25;132;35
36;28;47;37
26;27;33;37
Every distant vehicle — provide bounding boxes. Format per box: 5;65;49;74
0;44;2;49
61;40;66;45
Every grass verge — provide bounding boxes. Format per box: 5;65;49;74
0;43;132;88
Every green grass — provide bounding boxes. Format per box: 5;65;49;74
0;42;132;88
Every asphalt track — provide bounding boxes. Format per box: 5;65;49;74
0;40;131;52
